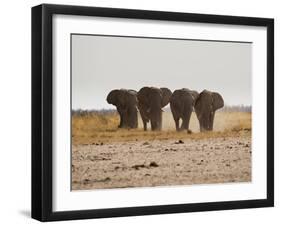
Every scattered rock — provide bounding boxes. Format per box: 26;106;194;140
132;164;146;170
83;179;90;184
101;177;111;182
244;128;251;132
142;141;150;145
175;140;184;144
72;164;75;172
244;144;250;147
149;161;159;167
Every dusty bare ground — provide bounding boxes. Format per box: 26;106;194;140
72;133;251;190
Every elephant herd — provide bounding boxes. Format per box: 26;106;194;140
106;87;224;132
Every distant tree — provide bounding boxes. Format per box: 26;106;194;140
72;109;117;116
219;105;251;112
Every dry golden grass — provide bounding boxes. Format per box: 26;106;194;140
72;111;251;145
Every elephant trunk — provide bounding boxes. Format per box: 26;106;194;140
150;106;162;131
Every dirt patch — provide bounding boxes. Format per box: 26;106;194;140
72;135;251;190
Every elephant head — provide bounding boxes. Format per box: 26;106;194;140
190;90;199;104
170;88;199;132
194;90;224;132
160;87;172;107
211;92;224;110
106;89;138;128
137;87;172;131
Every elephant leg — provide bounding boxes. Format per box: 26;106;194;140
203;117;208;131
199;117;205;132
181;110;192;133
158;112;163;130
209;111;215;131
117;107;124;128
118;116;123;128
129;107;138;129
151;111;162;131
204;112;212;131
123;109;131;128
179;118;185;131
175;118;180;131
151;117;158;131
151;119;156;131
171;107;180;131
139;109;148;131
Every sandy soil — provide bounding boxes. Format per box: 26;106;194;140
72;135;251;190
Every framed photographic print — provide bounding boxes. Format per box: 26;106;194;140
32;4;274;221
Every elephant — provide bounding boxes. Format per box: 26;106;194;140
170;88;199;132
194;89;224;132
137;87;172;131
106;89;138;129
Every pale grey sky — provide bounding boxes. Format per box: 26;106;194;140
71;34;252;110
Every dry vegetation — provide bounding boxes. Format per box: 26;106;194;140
72;111;251;190
72;111;251;144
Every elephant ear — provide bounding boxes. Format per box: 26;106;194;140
212;92;224;110
118;89;130;107
107;89;127;107
137;87;150;106
190;90;199;105
160;87;172;107
127;89;138;106
106;89;119;105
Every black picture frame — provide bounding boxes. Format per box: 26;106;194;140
32;3;274;222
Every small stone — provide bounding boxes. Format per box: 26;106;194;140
175;140;184;144
149;161;159;167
